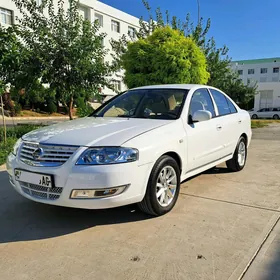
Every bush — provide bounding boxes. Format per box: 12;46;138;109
0;124;42;141
14;102;22;116
0;137;17;165
76;102;94;118
0;125;43;164
45;99;57;114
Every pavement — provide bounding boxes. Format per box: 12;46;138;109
0;125;280;280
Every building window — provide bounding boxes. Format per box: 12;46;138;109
0;8;12;25
78;5;90;20
237;70;243;75
95;13;103;27
111;20;120;33
128;26;136;38
273;67;279;73
260;68;267;74
112;80;121;92
248;69;254;75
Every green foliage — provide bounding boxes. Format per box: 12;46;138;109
11;0;113;119
0;137;17;165
76;96;94;117
14;102;22;115
0;125;42;141
76;103;94;118
111;0;256;106
122;26;209;88
0;124;42;165
45;98;57;114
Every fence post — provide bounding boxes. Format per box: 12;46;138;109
0;94;7;144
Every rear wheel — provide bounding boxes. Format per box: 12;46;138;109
273;114;279;120
252;114;258;119
226;136;247;172
138;155;180;216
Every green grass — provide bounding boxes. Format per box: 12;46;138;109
251;119;280;129
0;125;42;165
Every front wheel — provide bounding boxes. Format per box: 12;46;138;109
138;155;180;216
226;136;247;172
251;114;258;119
273;114;279;120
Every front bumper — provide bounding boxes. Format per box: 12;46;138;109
6;153;152;209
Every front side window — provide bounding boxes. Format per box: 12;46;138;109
209;89;231;116
260;68;268;74
92;89;188;120
0;8;12;25
111;20;120;33
189;88;216;119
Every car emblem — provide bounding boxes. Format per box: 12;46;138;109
32;147;44;160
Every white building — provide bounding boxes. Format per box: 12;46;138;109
231;58;280;110
0;0;140;100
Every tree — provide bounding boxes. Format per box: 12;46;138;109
111;0;256;107
121;26;209;88
12;0;112;119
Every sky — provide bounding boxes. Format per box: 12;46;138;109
100;0;280;61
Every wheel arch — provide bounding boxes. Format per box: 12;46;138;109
240;133;248;146
161;151;182;174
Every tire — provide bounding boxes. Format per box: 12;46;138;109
251;114;258;119
138;155;181;216
226;136;247;172
273;114;279;120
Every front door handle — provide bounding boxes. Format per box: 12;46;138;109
216;125;222;131
238;119;242;124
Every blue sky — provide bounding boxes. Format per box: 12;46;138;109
100;0;280;61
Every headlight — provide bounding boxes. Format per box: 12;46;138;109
12;138;23;156
76;147;139;165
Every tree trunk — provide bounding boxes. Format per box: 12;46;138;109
68;96;74;120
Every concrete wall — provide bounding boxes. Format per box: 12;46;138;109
254;83;280;110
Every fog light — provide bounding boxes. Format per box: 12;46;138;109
70;185;129;199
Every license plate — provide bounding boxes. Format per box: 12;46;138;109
14;169;53;188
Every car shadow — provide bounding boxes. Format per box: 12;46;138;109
0;171;152;244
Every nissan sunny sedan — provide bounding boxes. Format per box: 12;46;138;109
7;84;252;216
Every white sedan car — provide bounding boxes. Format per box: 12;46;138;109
7;84;252;216
249;108;280;119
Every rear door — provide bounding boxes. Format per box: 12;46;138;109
208;89;239;156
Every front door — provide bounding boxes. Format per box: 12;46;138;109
185;88;225;172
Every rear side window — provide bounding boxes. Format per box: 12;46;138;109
209;89;231;116
226;97;237;113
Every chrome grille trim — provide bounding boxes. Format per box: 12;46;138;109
20;181;63;200
19;142;79;167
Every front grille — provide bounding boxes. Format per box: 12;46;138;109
20;142;79;167
20;182;63;200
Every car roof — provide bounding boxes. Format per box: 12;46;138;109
131;84;216;91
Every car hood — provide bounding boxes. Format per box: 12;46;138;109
22;117;173;146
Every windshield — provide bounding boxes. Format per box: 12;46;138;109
92;88;188;120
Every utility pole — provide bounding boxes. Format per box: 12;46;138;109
197;0;200;25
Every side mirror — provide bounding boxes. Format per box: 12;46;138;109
192;110;212;123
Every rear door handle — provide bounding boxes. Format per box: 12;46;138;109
216;125;222;131
238;120;242;124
